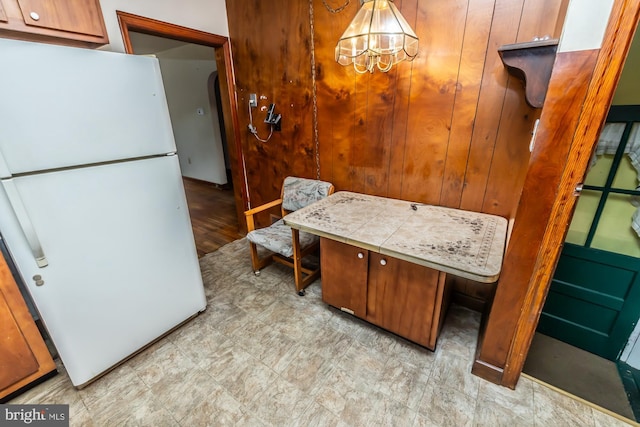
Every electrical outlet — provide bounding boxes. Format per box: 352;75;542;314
249;93;257;108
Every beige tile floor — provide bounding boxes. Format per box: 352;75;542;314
10;239;637;426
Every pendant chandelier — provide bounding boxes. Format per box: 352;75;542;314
335;0;419;74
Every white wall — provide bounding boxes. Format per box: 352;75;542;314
98;0;229;53
612;31;640;105
558;0;613;52
95;1;230;184
157;46;227;185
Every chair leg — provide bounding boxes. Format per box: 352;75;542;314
291;229;306;295
249;241;273;274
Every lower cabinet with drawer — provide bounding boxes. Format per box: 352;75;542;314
320;237;452;350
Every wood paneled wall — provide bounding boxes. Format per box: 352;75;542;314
226;0;567;301
226;1;316;206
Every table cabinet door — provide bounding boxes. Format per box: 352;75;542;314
320;238;368;317
367;253;444;348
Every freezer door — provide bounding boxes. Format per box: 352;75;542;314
0;38;176;177
0;155;206;387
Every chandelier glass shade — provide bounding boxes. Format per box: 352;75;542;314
335;0;419;73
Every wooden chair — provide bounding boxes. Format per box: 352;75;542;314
244;176;334;295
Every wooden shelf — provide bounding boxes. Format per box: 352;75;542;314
498;38;559;108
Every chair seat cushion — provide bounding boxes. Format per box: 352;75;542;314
246;219;319;258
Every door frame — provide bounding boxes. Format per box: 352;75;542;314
502;1;640;386
475;0;640;388
116;11;248;228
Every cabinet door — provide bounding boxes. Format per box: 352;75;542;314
0;255;56;401
367;253;443;348
0;0;107;47
17;0;105;37
0;2;7;22
0;290;39;391
320;238;368;317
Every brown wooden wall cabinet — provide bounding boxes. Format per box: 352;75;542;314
0;254;56;402
321;238;451;350
0;0;108;47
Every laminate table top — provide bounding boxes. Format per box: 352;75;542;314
284;191;508;283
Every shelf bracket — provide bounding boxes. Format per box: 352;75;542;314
498;39;559;108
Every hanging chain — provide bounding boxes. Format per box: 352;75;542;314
322;0;350;13
311;0;352;179
310;0;321;180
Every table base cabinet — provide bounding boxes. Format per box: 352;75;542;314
320;238;452;350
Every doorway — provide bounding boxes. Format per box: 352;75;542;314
524;107;640;421
539;105;640;360
524;26;640;422
117;12;242;256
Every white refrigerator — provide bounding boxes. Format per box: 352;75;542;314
0;39;207;387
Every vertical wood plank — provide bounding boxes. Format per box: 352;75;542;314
480;87;537;218
480;0;565;219
439;0;495;208
315;0;358;191
387;0;419;200
281;1;315;180
350;71;369;193
231;0;316;208
229;1;269;206
517;0;567;42
362;68;398;196
401;0;469;204
459;0;525;214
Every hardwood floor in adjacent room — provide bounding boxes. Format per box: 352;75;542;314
182;177;242;257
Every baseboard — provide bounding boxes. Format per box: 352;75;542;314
182;176;231;190
472;358;505;385
471;298;508;387
452;291;486;313
0;369;58;404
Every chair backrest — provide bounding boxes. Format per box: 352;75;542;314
281;176;334;213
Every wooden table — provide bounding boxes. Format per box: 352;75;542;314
284;192;508;349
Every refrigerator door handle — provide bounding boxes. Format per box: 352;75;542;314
0;179;48;267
